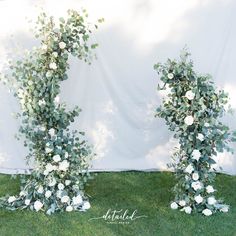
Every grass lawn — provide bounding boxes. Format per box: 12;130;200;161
0;172;235;236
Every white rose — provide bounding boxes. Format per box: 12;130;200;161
167;73;174;79
49;62;57;70
191;181;202;191
65;180;71;186
34;200;43;212
185;90;195;100
206;185;214;193
25;199;30;205
66;205;73;212
43;170;49;176
45;163;54;172
220;205;229;213
19;191;27;196
197;133;204;141
192;172;199;181
72;195;83;206
56;190;63;198
207;197;216;205
191;149;201;161
37;186;44;194
184;115;194;126
49;128;56;136
64;152;69;159
202;208;212;216
185;164;194;174
53;154;61;162
204;123;210;127
8;196;16;203
45;190;52;198
52;52;58;57
81;201;91;210
42;44;47;50
58;183;64;190
61;195;70;203
194;195;203;204
59;160;70;171
59;41;66;49
46;147;53;153
48;178;56;187
40;126;46;132
179;200;186;207
184;206;192;214
38;99;46;106
170;202;178;209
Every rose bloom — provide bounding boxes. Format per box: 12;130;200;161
59;41;66;49
34;200;43;212
191;149;201;161
185;90;195;100
184;206;192;214
185;164;194;174
167;73;174;79
206;185;214;193
66;205;73;212
197;133;204;141
184;115;194;126
179;200;186;207
202;208;212;216
170;202;178;209
191;181;202;191
192;172;199;181
194;195;203;204
207;197;217;205
81;201;91;210
49;62;57;70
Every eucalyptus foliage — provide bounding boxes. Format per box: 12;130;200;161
154;50;236;216
0;9;103;214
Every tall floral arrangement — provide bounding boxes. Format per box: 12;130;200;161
0;9;103;214
154;50;236;216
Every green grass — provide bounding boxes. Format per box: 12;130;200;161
0;172;235;236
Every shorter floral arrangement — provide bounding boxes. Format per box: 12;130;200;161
154;50;236;216
0;9;103;214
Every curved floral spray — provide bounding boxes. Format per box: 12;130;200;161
0;10;103;214
154;50;236;216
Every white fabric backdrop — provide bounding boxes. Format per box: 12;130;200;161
0;0;236;175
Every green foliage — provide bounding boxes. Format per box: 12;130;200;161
0;9;102;214
154;49;236;215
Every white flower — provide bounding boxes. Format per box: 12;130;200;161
54;96;60;104
72;195;83;206
207;197;216;205
194;195;203;204
202;208;212;216
56;190;63;198
37;186;44;194
34;200;43;212
40;126;46;132
65;180;71;186
59;160;70;171
42;44;47;50
45;190;52;198
59;41;66;49
46;147;53;153
17;88;25;98
45;163;54;172
81;201;91;210
185;90;195;100
205;123;210;127
184;206;192;214
184;115;194;126
179;200;186;207
185;164;194;174
61;195;70;203
64;152;69;159
43;170;49;176
48;178;56;187
66;205;73;212
49;62;57;70
192;172;199;181
53;154;61;162
52;52;58;57
19;191;27;196
197;133;204;141
49;128;56;136
8;196;16;203
58;183;64;190
206;185;215;193
191;149;201;161
220;205;229;213
170;202;178;209
191;181;202;191
38;99;46;106
25;199;30;205
46;71;52;78
167;73;174;79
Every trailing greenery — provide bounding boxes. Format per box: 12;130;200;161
0;172;235;236
0;9;103;214
154;50;236;216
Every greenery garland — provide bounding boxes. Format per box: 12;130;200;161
0;9;103;214
154;50;236;216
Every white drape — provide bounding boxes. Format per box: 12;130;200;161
0;0;235;175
